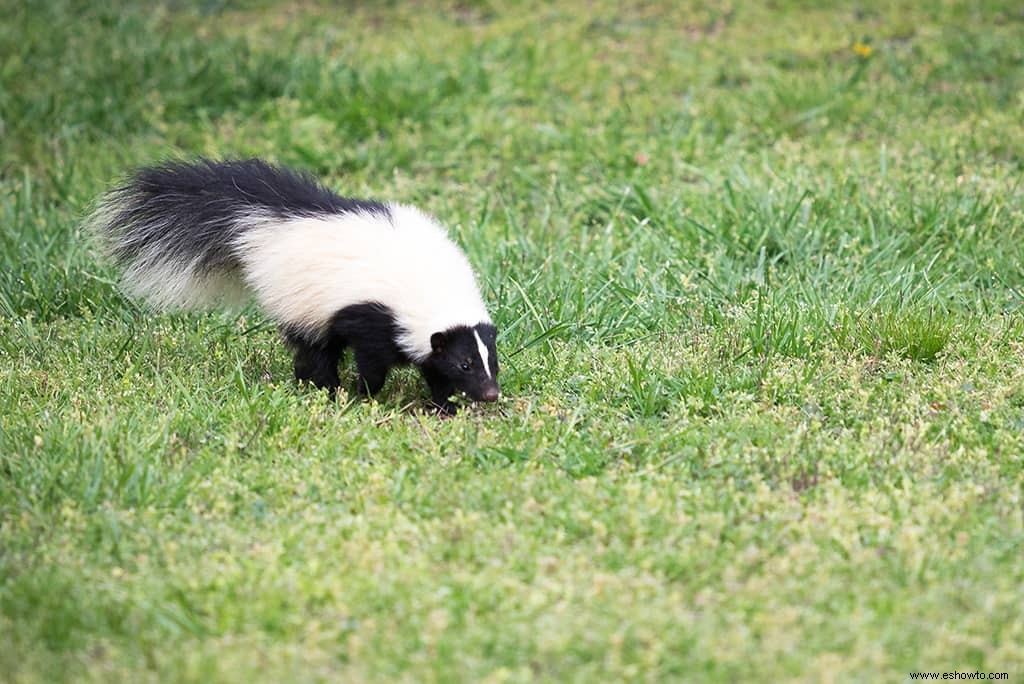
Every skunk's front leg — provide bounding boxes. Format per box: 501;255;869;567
353;347;390;396
420;366;457;416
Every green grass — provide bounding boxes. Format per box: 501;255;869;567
2;0;1024;681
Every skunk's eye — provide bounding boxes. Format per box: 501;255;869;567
460;361;472;372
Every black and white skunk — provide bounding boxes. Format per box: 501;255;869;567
90;158;499;414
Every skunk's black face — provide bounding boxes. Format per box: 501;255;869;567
429;323;500;402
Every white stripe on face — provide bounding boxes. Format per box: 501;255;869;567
473;329;491;379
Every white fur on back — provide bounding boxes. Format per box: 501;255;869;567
234;205;491;361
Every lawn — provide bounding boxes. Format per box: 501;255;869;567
1;1;1023;681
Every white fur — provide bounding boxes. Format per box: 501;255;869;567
121;249;207;308
106;211;261;310
232;205;491;361
473;329;491;378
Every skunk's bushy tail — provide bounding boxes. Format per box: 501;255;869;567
89;158;388;309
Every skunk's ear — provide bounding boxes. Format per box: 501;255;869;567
430;332;447;354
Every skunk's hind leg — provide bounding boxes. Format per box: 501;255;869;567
294;345;341;391
283;329;343;392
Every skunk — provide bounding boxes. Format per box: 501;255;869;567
90;158;499;415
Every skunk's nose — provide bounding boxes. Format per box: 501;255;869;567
482;386;499;402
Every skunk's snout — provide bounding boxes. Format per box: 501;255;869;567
482;385;500;402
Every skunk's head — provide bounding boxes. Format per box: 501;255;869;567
429;323;500;403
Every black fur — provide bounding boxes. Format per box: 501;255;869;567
102;158;390;275
286;305;499;415
424;323;499;402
